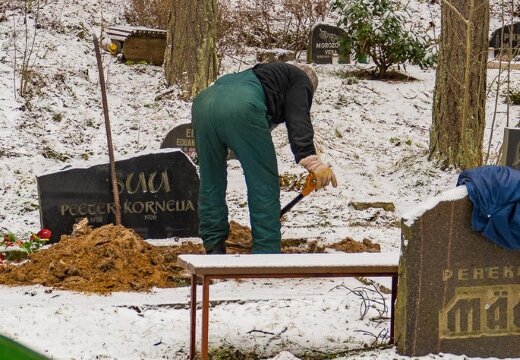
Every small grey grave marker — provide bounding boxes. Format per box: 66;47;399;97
161;123;197;161
396;186;520;358
489;22;520;58
308;24;349;64
501;127;520;170
161;123;237;160
37;149;199;243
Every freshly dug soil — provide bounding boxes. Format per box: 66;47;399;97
226;221;325;253
327;237;381;253
0;221;381;294
225;221;253;253
0;224;202;294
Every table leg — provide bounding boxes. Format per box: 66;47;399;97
190;274;197;360
201;276;210;360
390;275;398;344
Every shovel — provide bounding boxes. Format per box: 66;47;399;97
280;173;317;217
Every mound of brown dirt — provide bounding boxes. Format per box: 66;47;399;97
225;222;381;254
225;221;253;253
0;221;381;294
0;224;203;294
327;237;381;253
225;221;325;253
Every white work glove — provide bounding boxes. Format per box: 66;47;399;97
299;155;338;189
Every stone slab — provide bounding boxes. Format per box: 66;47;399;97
501;127;520;169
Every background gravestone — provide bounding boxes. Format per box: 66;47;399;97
489;22;520;57
161;123;197;161
307;24;349;64
501;127;520;169
37;149;199;243
161;123;237;160
396;186;520;358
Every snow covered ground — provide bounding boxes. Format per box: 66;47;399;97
0;0;519;359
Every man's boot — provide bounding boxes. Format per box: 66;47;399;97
206;242;226;255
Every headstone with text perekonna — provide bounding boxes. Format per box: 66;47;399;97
396;186;520;358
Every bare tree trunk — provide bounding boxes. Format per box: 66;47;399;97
164;0;218;99
429;0;489;169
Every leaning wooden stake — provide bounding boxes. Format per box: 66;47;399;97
93;33;121;225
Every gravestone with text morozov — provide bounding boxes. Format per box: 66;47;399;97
396;186;520;358
37;148;199;243
308;24;349;64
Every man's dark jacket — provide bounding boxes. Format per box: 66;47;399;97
252;62;316;163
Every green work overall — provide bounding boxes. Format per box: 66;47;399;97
192;69;281;254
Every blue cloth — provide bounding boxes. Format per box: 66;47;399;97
456;165;520;249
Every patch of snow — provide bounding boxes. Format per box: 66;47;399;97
178;252;399;269
402;184;469;227
0;0;519;359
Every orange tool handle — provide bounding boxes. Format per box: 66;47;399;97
280;173;317;217
301;172;317;196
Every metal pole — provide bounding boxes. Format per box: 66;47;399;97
390;275;398;344
190;274;197;360
201;276;210;360
92;33;121;225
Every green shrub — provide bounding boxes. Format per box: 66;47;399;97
331;0;436;77
507;88;520;105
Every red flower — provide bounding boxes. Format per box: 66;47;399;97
36;228;52;239
30;228;52;242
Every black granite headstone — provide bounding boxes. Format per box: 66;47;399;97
307;24;349;64
161;123;197;162
501;127;520;170
161;123;237;160
396;187;520;358
37;149;199;243
489;22;520;57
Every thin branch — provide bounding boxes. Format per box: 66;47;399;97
459;0;475;141
505;0;514;127
486;0;507;163
441;0;469;24
12;13;17;98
